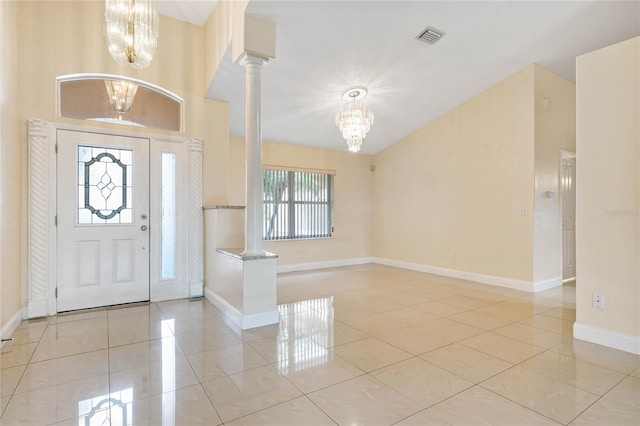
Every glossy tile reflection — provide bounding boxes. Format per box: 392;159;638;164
571;397;640;426
420;343;512;383
481;366;599;424
0;365;24;409
276;352;364;393
371;357;473;407
2;265;639;425
309;375;420;425
15;349;108;394
396;386;560;425
202;365;302;422
225;396;335;426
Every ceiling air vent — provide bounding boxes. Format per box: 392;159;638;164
416;26;445;45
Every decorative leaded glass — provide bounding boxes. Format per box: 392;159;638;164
78;146;133;224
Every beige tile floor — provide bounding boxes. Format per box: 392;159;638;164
1;265;639;425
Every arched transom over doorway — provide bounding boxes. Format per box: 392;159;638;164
57;74;184;132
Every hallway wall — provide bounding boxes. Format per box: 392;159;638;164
532;65;577;284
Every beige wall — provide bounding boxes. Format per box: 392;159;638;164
372;66;536;282
229;138;373;266
575;37;639;340
17;1;229;205
1;0;22;330
533;65;576;283
204;0;249;91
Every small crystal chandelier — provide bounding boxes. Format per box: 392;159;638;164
104;0;159;69
335;86;374;153
104;80;139;120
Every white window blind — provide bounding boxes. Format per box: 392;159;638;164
263;167;334;240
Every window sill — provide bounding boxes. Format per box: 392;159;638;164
264;236;334;243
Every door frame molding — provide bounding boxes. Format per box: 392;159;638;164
560;149;576;281
27;119;57;318
26;119;203;318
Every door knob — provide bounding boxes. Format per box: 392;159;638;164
140;225;148;231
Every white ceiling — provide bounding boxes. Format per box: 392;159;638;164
158;0;218;26
163;1;640;155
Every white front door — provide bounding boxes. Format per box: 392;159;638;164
57;130;150;311
561;155;576;279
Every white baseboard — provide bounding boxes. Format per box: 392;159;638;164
278;257;374;274
204;287;279;330
533;277;563;292
27;299;49;319
1;309;23;347
277;256;563;294
372;257;541;292
574;323;640;355
241;310;280;329
205;286;243;327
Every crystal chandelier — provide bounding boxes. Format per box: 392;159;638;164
335;86;374;153
104;80;139;119
104;0;159;69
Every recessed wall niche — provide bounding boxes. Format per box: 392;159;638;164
57;74;183;132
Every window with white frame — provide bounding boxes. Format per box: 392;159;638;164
263;167;334;240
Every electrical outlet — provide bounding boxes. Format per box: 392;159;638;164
450;253;457;262
593;293;605;309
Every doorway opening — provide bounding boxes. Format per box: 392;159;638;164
561;150;576;281
26;120;203;318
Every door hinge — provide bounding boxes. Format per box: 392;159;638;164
55;144;58;154
55;287;58;298
54;215;57;226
